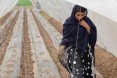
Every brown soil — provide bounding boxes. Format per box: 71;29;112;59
31;10;70;78
48;17;63;34
0;12;11;26
0;10;19;65
95;46;117;78
19;9;34;78
0;7;19;26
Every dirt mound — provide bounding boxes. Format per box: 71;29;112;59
19;9;34;78
95;46;117;78
0;12;11;26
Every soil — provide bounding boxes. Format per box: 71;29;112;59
19;9;34;78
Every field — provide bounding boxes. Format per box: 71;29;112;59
0;1;117;78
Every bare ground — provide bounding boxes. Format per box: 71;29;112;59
0;12;11;26
95;46;117;78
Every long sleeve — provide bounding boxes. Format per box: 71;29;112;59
86;17;97;53
60;24;71;46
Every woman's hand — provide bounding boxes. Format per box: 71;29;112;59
56;45;65;62
80;20;90;34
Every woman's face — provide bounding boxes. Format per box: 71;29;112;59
75;12;86;21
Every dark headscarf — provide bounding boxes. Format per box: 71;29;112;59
60;5;97;54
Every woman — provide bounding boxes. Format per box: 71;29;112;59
57;5;97;78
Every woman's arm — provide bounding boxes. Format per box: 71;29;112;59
57;21;71;61
84;24;90;34
86;17;97;46
80;20;90;34
57;45;65;54
56;45;65;62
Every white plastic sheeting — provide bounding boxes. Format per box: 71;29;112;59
0;0;18;18
0;9;24;78
37;0;117;57
27;9;61;78
88;10;117;57
65;0;117;23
